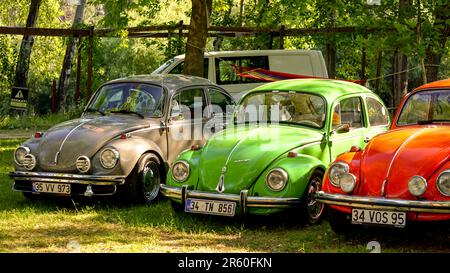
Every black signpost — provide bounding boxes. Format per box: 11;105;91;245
10;86;29;111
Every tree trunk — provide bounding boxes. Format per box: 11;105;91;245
14;0;42;88
392;50;408;107
391;0;412;107
425;2;449;83
326;43;336;79
183;0;212;77
374;49;383;92
58;0;86;112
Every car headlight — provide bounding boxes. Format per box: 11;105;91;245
22;154;36;170
266;168;288;191
437;170;450;196
100;148;120;169
328;162;350;187
339;173;356;193
14;146;30;166
172;161;190;182
408;176;427;196
76;156;91;173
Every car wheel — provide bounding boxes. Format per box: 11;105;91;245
300;169;326;225
123;153;163;205
328;208;353;233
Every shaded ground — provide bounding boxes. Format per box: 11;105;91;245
0;139;449;253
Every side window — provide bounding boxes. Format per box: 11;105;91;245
169;59;209;79
170;88;206;120
208;88;234;115
332;97;363;130
215;56;269;85
366;97;389;126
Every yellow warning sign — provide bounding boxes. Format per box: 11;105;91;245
10;87;29;110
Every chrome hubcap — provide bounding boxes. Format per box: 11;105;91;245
142;161;160;202
307;177;324;220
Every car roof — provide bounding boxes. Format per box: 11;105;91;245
249;78;375;102
173;49;322;58
105;74;216;93
414;78;450;91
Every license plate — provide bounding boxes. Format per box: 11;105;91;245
185;198;236;216
32;182;71;195
352;209;406;227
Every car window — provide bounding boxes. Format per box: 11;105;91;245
216;56;269;85
169;59;209;79
170;88;206;120
332;97;363;130
208;88;234;115
366;97;389;126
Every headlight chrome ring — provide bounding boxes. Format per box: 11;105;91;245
76;156;91;173
436;170;450;197
339;173;357;193
328;162;350;187
22;154;36;171
266;168;288;192
14;146;30;166
408;175;427;197
172;161;190;182
100;148;120;169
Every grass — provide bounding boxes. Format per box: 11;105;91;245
0;112;80;131
0;139;449;253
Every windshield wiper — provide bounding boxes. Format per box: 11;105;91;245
417;119;450;125
84;108;106;116
110;109;145;119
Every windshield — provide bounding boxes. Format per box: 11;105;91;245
152;58;176;74
236;91;326;129
86;83;164;117
397;89;450;125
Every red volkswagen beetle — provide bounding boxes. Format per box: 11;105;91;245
316;79;450;232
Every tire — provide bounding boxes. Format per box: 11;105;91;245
300;169;326;225
328;208;353;234
121;153;163;205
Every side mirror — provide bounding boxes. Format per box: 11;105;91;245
333;123;350;134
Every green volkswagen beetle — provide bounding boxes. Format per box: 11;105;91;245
160;79;390;223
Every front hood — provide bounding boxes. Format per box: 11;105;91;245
36;115;150;171
197;124;324;193
360;125;450;198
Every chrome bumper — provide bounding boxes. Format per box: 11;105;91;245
9;171;126;196
160;184;301;214
10;171;126;185
315;191;450;214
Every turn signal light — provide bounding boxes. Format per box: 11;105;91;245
287;151;298;158
191;144;201;151
34;132;43;138
350;146;361;152
120;133;130;139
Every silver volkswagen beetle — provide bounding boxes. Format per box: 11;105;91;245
10;74;235;204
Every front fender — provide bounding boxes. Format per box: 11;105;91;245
251;154;326;199
91;136;165;177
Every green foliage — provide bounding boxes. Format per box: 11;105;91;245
0;0;449;117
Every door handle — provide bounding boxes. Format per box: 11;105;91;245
364;136;371;143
